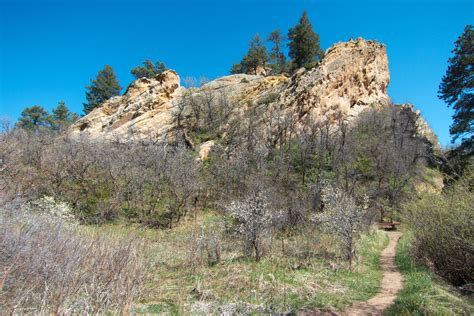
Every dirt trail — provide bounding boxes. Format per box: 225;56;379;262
342;231;403;315
299;231;404;316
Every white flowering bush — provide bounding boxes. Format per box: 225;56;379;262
22;196;76;223
313;185;369;267
225;191;273;261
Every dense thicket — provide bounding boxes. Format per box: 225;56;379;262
0;130;198;228
2;87;430;236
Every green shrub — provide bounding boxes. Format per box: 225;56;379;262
386;233;474;315
191;127;214;145
257;92;279;105
304;61;319;70
403;174;473;286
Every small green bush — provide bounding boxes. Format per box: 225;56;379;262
304;61;319;70
257;92;279;105
191;128;214;145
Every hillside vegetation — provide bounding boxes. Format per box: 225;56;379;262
0;100;435;313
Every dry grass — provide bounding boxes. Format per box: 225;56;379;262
0;208;149;314
1;204;389;314
97;212;389;314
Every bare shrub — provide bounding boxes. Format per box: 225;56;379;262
186;219;223;268
173;86;232;142
0;207;149;314
161;147;200;228
313;185;369;267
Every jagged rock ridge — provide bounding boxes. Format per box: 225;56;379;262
71;38;435;148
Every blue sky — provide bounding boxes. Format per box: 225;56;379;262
0;0;472;146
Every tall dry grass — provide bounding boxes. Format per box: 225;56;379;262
0;207;149;314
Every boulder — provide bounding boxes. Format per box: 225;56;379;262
198;140;216;161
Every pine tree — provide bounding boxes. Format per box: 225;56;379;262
131;60;167;79
231;34;268;75
83;65;122;114
268;29;288;75
439;25;473;147
49;101;80;130
287;11;323;71
17;105;50;130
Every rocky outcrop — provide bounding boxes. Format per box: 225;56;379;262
399;103;440;151
281;39;390;123
71;38;434;147
72;70;183;140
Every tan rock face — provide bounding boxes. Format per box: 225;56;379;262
71;70;182;140
72;39;429;145
281;38;390;123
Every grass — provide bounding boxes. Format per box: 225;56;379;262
190;128;215;146
90;213;390;314
385;232;474;315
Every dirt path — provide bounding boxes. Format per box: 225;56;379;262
342;231;403;315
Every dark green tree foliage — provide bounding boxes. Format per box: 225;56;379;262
17;105;50;130
49;102;80;130
439;25;473;148
288;11;324;70
18;103;80;131
131;59;167;79
83;65;122;114
231;34;268;75
267;29;288;75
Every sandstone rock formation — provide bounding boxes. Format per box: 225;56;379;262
71;38;434;149
72;70;183;140
281;39;390;123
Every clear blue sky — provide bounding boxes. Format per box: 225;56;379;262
0;0;472;146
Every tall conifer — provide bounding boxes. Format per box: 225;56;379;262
84;65;121;114
288;11;323;71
